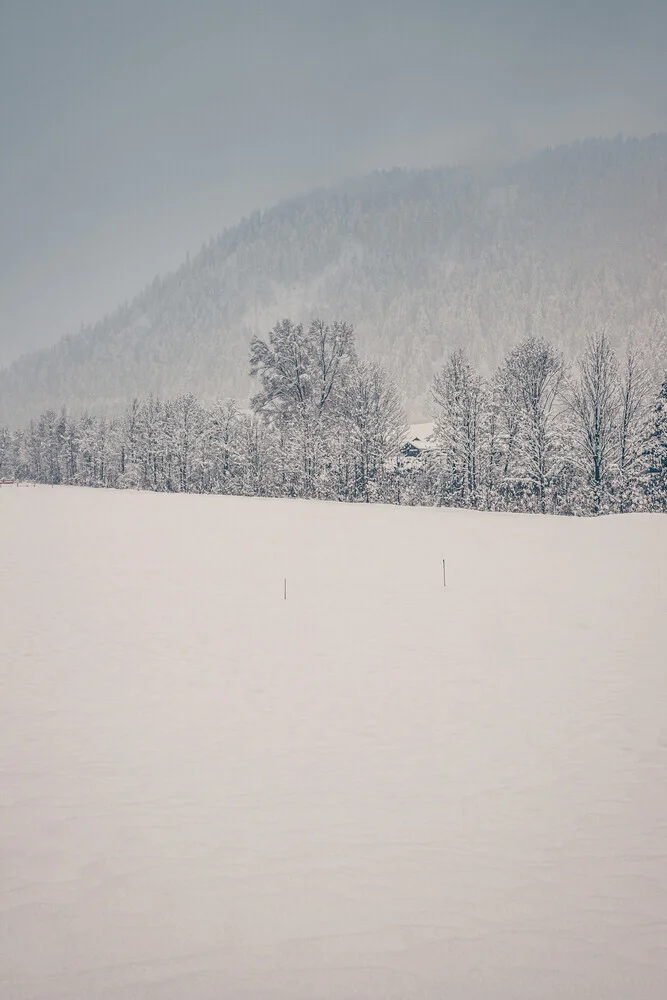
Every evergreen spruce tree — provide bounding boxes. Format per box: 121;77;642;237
644;374;667;511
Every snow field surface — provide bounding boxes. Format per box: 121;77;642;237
1;485;667;999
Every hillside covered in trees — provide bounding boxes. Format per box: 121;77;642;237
1;134;667;428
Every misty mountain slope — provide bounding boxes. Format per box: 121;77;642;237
2;134;667;426
2;485;666;999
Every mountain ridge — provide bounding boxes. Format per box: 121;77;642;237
2;134;667;427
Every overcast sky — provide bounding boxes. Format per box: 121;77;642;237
1;0;666;366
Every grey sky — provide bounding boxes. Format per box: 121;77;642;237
2;0;666;367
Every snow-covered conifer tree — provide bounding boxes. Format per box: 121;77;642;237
643;374;667;511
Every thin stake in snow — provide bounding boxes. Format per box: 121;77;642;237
443;558;446;587
284;578;287;600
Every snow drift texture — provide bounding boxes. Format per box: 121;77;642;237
1;485;666;999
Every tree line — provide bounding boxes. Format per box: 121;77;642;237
1;319;666;514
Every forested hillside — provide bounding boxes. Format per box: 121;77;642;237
2;134;667;427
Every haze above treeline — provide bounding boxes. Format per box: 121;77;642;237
2;0;667;369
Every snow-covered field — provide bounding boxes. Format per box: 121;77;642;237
1;485;667;1000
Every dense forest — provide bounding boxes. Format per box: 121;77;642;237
2;320;666;515
1;135;667;427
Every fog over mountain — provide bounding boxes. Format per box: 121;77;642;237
1;134;666;426
2;0;667;378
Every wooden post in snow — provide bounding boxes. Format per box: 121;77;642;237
284;578;287;600
442;558;446;587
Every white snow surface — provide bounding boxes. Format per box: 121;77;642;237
1;485;667;1000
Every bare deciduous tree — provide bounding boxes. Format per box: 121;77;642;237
249;319;356;495
499;337;565;512
432;349;485;505
566;330;619;505
249;319;355;418
618;346;651;476
342;361;407;501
